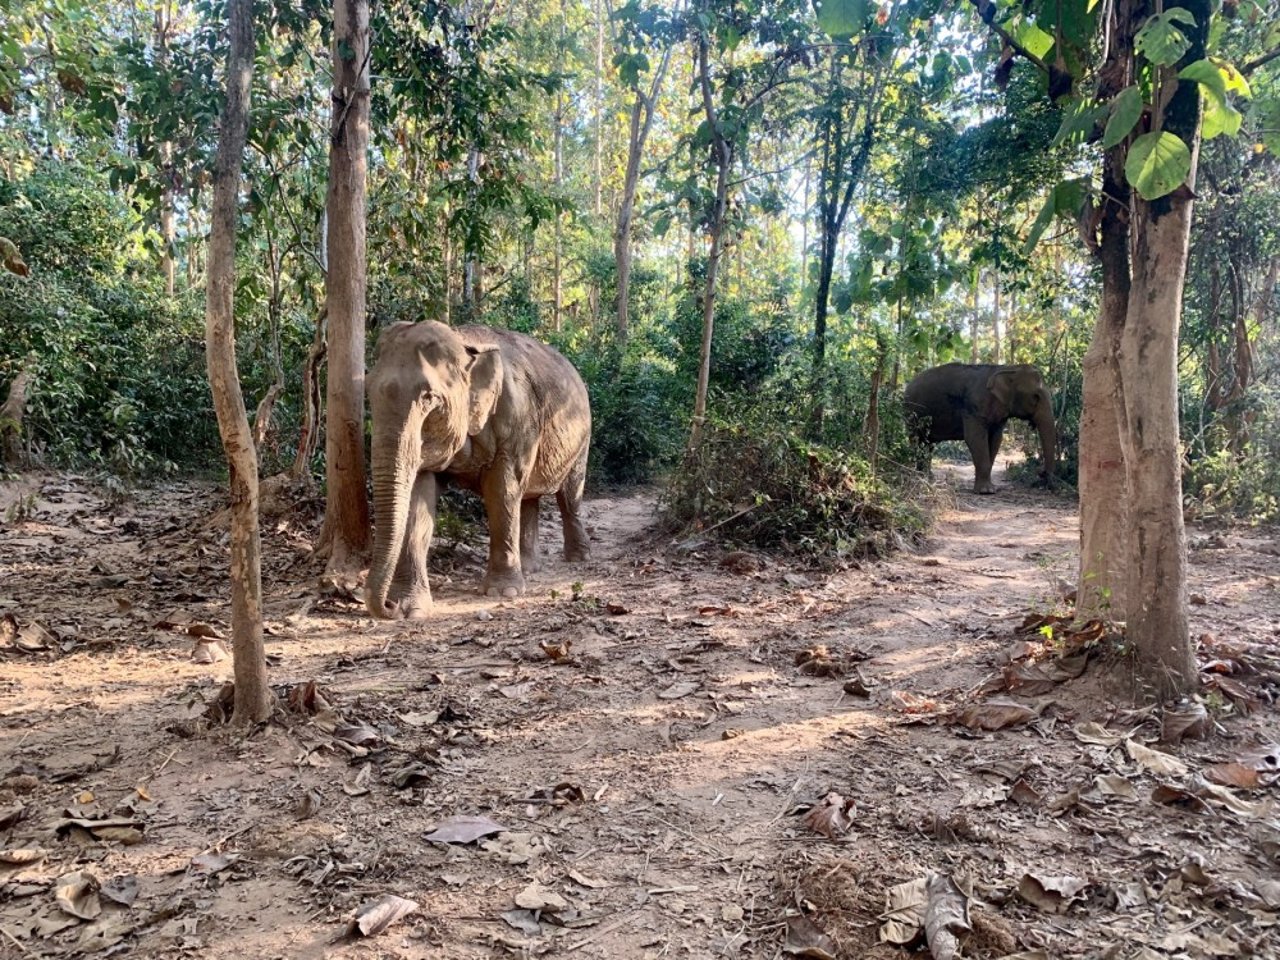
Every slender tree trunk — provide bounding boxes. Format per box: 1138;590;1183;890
992;272;1002;363
800;152;811;299
969;276;979;362
289;308;327;480
593;0;604;218
319;0;373;574
553;76;564;332
204;0;272;726
155;5;175;296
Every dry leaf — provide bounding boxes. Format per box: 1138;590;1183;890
1093;775;1137;801
539;638;573;661
568;869;608;889
515;882;569;912
954;699;1037;731
1073;721;1122;747
190;638;228;664
1194;779;1272;818
0;847;46;865
891;690;939;714
1017;873;1088;913
1009;778;1043;806
1205;762;1261;789
784;915;837;958
1151;783;1208;812
658;680;699;700
605;602;630;615
1161;700;1210;744
100;874;139;907
345;893;418;938
333;722;381;748
924;873;971;960
1126;739;1189;777
55;870;102;921
191;852;239;874
424;815;508;844
501;909;542;935
186;622;225;640
802;793;855;839
880;877;928;944
1001;662;1058;695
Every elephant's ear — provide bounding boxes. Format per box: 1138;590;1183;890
986;369;1016;410
465;345;503;435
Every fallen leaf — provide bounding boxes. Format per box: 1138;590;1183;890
191;852;239;874
190;638;228;664
295;788;323;820
954;700;1037;731
1073;721;1122;747
501;909;542;935
1151;783;1208;812
0;847;46;865
605;602;630;615
424;815;508;845
53;817;145;844
55;870;102;921
390;763;432;789
1009;778;1043;806
481;832;547;865
100;874;139;907
880;877;928;945
186;622;225;640
345;893;418;938
842;675;874;697
1016;873;1088;913
784;914;837;958
1161;700;1210;744
1205;762;1261;789
333;722;381;748
1092;775;1137;801
1001;662;1058;695
539;638;573;661
658;680;699;700
891;690;939;714
515;882;569;912
1194;778;1273;818
721;903;745;922
1126;739;1189;777
802;793;855;839
924;873;971;960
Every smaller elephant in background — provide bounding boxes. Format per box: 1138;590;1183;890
904;363;1056;495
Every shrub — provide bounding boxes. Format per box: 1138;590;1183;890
662;407;932;566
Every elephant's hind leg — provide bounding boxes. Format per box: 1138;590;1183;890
556;448;591;562
520;496;542;574
963;417;997;494
388;471;438;618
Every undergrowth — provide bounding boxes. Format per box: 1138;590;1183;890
661;415;935;566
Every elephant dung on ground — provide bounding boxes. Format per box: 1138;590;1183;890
365;320;592;619
903;362;1056;495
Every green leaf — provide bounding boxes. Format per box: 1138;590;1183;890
1023;189;1059;254
1052;97;1108;147
1135;9;1196;66
1102;85;1144;149
817;0;869;39
1202;94;1242;139
1178;58;1226;99
1125;130;1192;200
1012;20;1055;61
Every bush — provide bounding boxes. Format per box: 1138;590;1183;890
662;406;932;566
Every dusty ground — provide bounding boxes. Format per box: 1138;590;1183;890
1;461;1279;959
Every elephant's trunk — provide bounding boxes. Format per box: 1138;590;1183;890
366;425;420;619
1035;407;1057;481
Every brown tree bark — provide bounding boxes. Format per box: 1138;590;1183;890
155;4;176;296
968;277;979;362
614;45;671;347
1;365;32;468
319;0;372;575
689;36;731;454
204;0;273;726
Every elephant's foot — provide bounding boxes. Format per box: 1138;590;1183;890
521;554;543;576
481;569;526;599
973;479;997;495
387;583;434;619
563;543;591;563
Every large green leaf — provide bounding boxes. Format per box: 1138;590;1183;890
1012;20;1055;60
817;0;869;38
1125;131;1192;200
1178;58;1226;99
1202;94;1242;140
1134;8;1196;66
1052;97;1109;147
1102;85;1144;149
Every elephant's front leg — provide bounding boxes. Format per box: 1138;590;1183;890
480;459;526;599
963;417;996;494
388;471;439;618
520;496;541;575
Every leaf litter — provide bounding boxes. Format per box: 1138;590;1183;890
4;474;1280;958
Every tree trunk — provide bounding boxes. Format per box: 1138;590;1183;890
1076;0;1136;621
992;272;1002;363
155;4;176;297
553;79;564;333
865;348;884;473
204;0;273;727
319;0;373;575
1116;1;1208;696
615;49;670;349
969;276;979;362
1;365;32;468
593;0;604;218
290;308;327;480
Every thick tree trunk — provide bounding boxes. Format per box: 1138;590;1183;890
319;0;373;574
0;365;32;468
204;0;272;726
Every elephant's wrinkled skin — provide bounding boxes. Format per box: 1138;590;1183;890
366;321;591;619
903;362;1056;495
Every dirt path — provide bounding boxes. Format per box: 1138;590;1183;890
2;465;1278;959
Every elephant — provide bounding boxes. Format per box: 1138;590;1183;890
365;320;592;619
903;362;1056;495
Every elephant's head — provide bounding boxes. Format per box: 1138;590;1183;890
365;321;503;618
988;365;1057;481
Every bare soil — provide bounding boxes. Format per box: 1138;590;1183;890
2;462;1279;959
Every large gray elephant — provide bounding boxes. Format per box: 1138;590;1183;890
365;321;592;619
903;362;1056;494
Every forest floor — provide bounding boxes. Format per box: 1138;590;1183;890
2;461;1279;960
